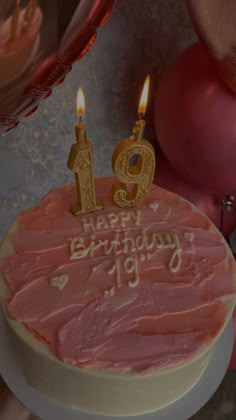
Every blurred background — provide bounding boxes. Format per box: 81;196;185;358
0;0;196;239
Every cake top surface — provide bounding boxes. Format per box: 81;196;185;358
0;178;235;373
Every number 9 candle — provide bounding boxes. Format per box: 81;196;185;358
112;75;156;208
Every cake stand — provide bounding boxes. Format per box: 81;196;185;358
0;310;233;420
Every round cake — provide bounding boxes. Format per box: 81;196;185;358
0;177;235;416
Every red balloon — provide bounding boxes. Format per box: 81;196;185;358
154;151;236;238
154;42;236;196
0;0;116;135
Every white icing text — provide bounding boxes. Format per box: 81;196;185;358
68;208;195;297
81;210;141;233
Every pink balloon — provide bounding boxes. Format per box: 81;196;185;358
154;151;236;238
154;42;236;196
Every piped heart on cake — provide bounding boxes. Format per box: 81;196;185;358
149;201;159;212
50;274;68;291
184;232;194;242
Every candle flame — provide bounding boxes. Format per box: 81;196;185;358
138;75;150;117
77;87;85;118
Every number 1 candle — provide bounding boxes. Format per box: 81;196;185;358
112;75;156;208
67;88;103;215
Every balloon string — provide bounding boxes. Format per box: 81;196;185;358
220;201;224;234
220;194;235;239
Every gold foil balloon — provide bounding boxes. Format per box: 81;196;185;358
0;0;116;134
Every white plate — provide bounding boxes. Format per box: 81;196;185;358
0;311;233;420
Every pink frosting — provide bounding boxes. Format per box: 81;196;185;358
0;178;235;373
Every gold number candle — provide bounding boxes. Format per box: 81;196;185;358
67;88;103;215
112;75;155;208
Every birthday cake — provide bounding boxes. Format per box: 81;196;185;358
0;1;42;89
0;177;236;416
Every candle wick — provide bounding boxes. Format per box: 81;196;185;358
76;115;83;125
138;113;144;120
